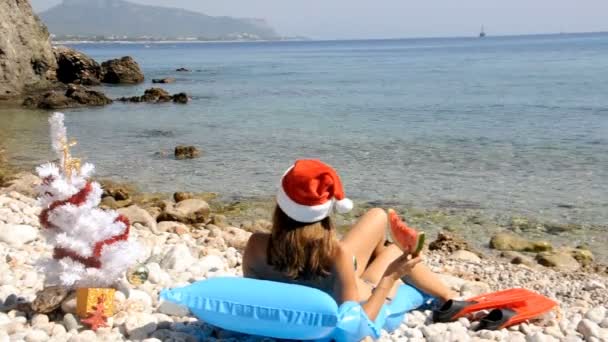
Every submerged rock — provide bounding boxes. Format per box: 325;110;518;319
174;145;200;159
489;232;553;253
172;92;189;104
152;78;175;84
117;88;189;104
101;56;144;84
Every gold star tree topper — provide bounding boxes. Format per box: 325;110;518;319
49;113;81;180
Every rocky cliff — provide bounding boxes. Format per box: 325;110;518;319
0;0;57;99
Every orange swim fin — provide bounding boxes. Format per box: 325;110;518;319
476;293;558;330
433;288;541;323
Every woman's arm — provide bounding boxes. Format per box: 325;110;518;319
334;247;422;321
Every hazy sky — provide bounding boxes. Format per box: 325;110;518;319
31;0;608;39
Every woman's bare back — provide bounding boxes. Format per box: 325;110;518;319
243;232;376;302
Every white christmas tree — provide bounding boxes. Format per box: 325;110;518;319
37;112;141;288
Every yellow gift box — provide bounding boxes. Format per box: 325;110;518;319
75;288;115;318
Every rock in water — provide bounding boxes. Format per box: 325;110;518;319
172;93;189;104
174;145;201;159
173;192;194;202
489;232;553;252
536;251;581;271
64;84;112;106
568;248;594;266
53;46;101;85
0;0;57;99
101;56;144;84
117;88;188;104
152;78;175;84
23;84;112;109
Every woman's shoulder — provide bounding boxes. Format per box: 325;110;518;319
246;232;270;251
243;232;270;277
243;232;271;264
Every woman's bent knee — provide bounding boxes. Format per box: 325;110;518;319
365;207;387;221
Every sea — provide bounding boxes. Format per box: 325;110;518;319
1;33;607;231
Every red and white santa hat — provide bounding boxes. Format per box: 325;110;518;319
276;159;353;223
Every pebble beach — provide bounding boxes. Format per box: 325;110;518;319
1;173;607;342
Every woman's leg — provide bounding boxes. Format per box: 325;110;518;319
340;208;388;277
360;244;455;302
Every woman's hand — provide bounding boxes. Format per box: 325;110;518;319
382;253;423;282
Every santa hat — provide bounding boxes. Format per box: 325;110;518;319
276;159;353;223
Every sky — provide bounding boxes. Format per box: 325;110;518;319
31;0;608;40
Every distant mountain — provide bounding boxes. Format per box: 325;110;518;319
39;0;279;40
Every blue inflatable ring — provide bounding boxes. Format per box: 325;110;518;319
160;277;433;341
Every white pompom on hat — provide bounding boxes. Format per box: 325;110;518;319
276;159;353;223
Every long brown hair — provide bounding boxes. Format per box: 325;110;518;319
267;205;336;281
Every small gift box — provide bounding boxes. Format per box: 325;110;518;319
76;287;115;318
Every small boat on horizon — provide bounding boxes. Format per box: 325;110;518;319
479;25;486;38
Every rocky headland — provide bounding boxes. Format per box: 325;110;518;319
0;1;186;110
0;170;607;342
0;0;58;101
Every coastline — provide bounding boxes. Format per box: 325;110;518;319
0;167;607;341
1;151;607;267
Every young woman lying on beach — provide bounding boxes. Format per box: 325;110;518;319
243;159;455;320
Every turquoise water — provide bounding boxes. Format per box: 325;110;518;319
1;33;607;226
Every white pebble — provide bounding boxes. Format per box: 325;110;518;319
50;323;66;336
24;329;49;342
128;289;153;309
577;319;600;340
125;313;158;340
584;280;606;291
402;327;423;339
585;307;607;324
160;244;194;272
157;300;189;316
0;224;38;247
544;325;564;339
21;272;38;288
